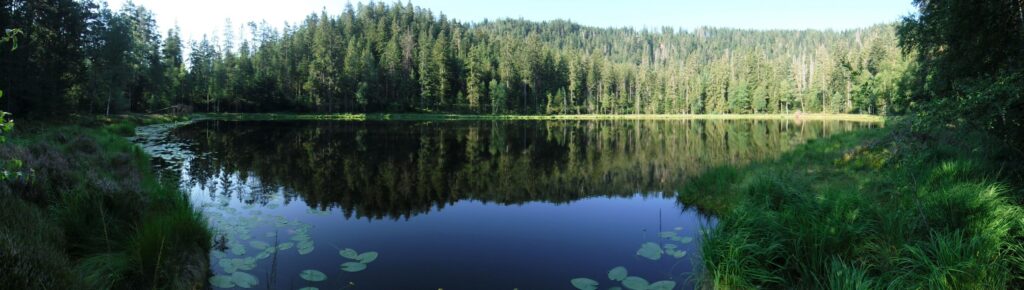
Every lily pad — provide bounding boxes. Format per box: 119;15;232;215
298;288;319;290
663;244;678;250
209;275;235;288
341;262;367;272
658;231;677;238
636;242;663;261
229;243;246;256
622;276;650;290
356;251;378;263
255;251;271;260
218;259;236;273
679;237;694;244
608;266;628;281
249;241;269;250
339;248;358;259
278;242;294;250
673;227;683;231
570;277;599;290
649;280;677;290
300;269;327;282
671;250;687;259
291;233;311;242
231;271;259;288
298;245;315;255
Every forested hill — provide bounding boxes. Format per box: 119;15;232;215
0;1;911;116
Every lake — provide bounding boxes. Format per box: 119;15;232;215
133;119;873;289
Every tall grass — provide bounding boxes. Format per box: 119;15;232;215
0;121;210;289
682;119;1024;289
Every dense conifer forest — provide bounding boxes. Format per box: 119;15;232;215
1;1;911;116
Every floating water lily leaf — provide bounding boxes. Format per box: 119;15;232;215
341;262;367;272
298;288;319;290
356;251;378;263
671;250;687;259
230;243;246;256
278;242;294;250
673;227;683;231
297;240;314;249
209;275;235;288
249;241;269;250
231;271;259;288
291;233;311;242
255;251;270;260
658;231;677;238
608;266;628;281
570;278;599;290
663;244;678;250
649;280;677;290
621;276;649;290
339;248;358;259
679;237;694;244
298;245;315;255
636;242;663;261
218;259;237;273
300;269;327;282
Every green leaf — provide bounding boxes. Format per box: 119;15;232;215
298;244;315;255
231;271;259;288
570;278;599;290
341;262;367;272
278;242;294;250
671;250;687;259
339;248;358;259
356;251;378;263
218;259;237;273
636;242;663;261
658;231;677;238
621;276;649;290
608;266;628;281
249;241;269;250
209;275;235;288
679;237;694;244
648;280;677;290
230;243;246;256
300;269;327;282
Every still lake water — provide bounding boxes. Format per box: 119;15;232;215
134;119;872;289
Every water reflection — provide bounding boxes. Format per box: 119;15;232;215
170;119;869;219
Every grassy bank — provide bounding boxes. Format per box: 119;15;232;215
193;112;884;123
0;119;210;289
681;119;1024;289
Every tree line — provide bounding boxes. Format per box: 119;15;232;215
1;1;913;116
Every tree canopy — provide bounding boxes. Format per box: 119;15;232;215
1;1;913;116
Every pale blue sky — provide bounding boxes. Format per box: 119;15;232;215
109;0;916;41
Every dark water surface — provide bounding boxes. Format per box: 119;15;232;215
134;119;872;290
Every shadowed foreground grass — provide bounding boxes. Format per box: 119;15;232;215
680;119;1024;289
0;121;210;289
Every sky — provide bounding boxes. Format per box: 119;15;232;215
108;0;917;42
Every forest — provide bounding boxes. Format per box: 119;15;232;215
4;0;1024;289
1;1;912;116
